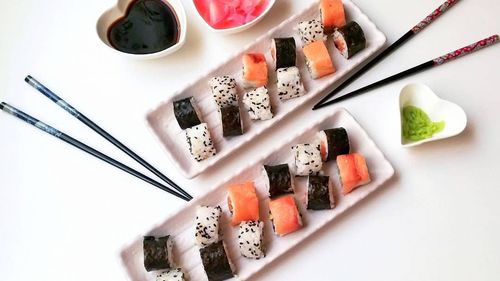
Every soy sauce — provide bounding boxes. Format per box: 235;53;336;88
108;0;179;54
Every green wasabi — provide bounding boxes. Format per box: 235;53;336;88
402;105;445;142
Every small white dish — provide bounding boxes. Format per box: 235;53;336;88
192;0;276;34
399;83;467;147
96;0;187;60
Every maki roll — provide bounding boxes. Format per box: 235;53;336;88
318;127;350;162
220;105;243;137
307;175;335;210
227;182;260;226
303;40;336;79
242;87;273;121
271;37;296;69
173;97;202;129
297;19;325;46
333;21;367;59
337;153;371;194
242;53;268;88
156;268;186;281
264;164;294;198
269;195;302;236
292;143;322;176
276;66;306;101
199;241;235;281
185;123;216;161
143;235;174;272
238;221;265;259
209;76;238;109
320;0;346;33
195;206;222;247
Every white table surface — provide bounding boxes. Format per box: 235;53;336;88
1;0;499;280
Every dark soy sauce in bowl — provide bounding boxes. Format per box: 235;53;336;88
107;0;180;54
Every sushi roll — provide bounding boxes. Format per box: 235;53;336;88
264;164;294;198
292;143;323;176
185;123;216;161
227;182;260;226
209;76;238;109
320;0;346;34
242;87;273;121
173;97;202;129
297;19;325;46
318;127;350;162
271;37;296;69
303;40;336;79
276;66;306;101
143;235;174;272
337;153;371;194
156;268;186;281
199;241;235;281
333;21;367;59
238;221;265;259
307;175;335;210
242;53;268;88
269;195;302;236
195;206;222;247
220;105;243;137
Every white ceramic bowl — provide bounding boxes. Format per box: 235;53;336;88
192;0;276;34
96;0;187;60
399;83;467;147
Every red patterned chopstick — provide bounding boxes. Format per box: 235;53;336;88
316;35;499;106
313;0;461;110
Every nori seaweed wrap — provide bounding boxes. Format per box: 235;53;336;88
272;37;296;69
264;164;294;198
319;127;350;162
199;241;234;281
333;21;366;59
143;235;174;272
173;97;202;129
307;175;334;210
220;105;243;137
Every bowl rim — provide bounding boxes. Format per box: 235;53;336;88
191;0;277;34
95;0;188;59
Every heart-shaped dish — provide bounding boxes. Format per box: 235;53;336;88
96;0;187;59
399;83;467;147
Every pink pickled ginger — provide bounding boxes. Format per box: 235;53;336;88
194;0;269;29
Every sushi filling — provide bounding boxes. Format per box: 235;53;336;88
318;127;350;162
185;123;216;161
306;175;334;210
238;221;265;259
195;206;222;247
264;164;294;198
173;97;202;129
199;241;235;281
292;143;323;176
242;87;273;121
156;268;185;281
143;235;174;272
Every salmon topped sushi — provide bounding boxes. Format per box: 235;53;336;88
336;153;371;194
320;0;346;33
269;195;302;236
242;53;268;88
303;40;336;79
227;182;260;225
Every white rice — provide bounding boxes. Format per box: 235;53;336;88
156;268;185;281
238;221;265;259
195;206;222;247
185;123;216;162
209;76;238;109
297;19;326;46
276;66;306;101
292;143;323;176
242;87;273;121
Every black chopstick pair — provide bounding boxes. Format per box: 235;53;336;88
1;76;192;202
312;0;499;109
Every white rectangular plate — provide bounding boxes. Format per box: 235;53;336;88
146;0;386;178
123;108;395;281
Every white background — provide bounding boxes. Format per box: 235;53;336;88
1;0;499;280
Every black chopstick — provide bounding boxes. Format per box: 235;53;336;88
314;35;499;107
0;102;191;201
25;75;192;200
313;0;460;110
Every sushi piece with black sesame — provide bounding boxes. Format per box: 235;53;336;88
238;221;265;259
209;76;239;109
195;205;222;247
156;268;186;281
292;143;323;176
276;66;306;101
242;87;273;121
306;175;335;210
143;235;174;272
199;241;235;281
297;19;326;46
173;97;202;129
185;123;216;161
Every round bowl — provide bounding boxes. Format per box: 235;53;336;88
192;0;276;34
399;83;467;147
96;0;187;60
